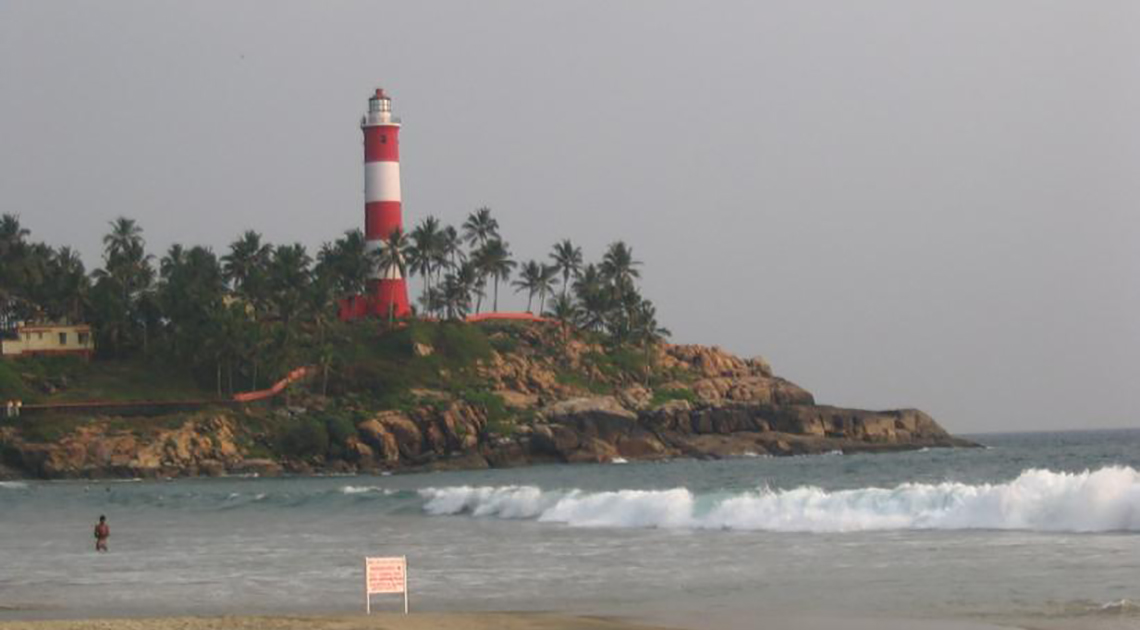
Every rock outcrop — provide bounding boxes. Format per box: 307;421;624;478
0;330;977;479
0;414;267;479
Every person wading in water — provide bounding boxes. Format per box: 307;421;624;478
94;515;110;552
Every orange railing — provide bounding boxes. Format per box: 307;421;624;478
232;366;313;403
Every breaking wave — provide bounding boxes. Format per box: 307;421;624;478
0;481;29;490
419;466;1140;533
341;485;397;495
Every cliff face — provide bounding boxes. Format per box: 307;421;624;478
0;327;976;479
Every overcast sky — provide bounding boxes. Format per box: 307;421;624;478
2;1;1138;433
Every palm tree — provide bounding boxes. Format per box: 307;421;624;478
439;225;465;273
94;217;154;354
267;243;312;329
550;239;583;300
160;244;187;281
0;214;29;259
374;228;409;322
315;229;376;299
103;217;144;265
473;239;515;313
544;293;580;328
408;217;443;313
222;230;271;306
51;246;88;322
440;267;474;320
600;241;641;293
537;263;560;315
572;263;610;332
460;261;487;315
630;298;670;345
629;297;670;383
462;207;499;248
0;214;31;312
418;285;444;317
512;260;543;313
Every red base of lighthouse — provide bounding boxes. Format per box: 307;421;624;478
373;278;411;319
337;279;411;322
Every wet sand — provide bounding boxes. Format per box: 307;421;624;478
0;613;676;630
0;614;1045;630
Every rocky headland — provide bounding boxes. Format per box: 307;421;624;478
0;322;976;479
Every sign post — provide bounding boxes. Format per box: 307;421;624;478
365;556;408;614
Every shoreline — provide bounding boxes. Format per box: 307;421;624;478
0;613;1035;630
0;441;972;482
0;613;678;630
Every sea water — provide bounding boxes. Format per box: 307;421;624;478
1;430;1138;629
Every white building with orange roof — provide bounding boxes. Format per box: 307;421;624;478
1;321;95;359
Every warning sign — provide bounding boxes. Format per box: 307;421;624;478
366;556;407;595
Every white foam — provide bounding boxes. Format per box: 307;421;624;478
341;485;395;495
419;466;1140;533
0;481;28;490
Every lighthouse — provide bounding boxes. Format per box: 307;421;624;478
361;88;410;319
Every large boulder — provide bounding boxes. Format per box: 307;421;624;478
544;396;638;441
356;419;400;463
374;411;423;460
692;376;814;406
564;437;620;464
232;458;282;477
641;399;693;431
617;385;653;411
529;423;582;458
484;440;529;468
437;403;483;451
617;434;671;459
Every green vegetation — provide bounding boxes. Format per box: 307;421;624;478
0;355;209;404
328;320;493;408
3;411;197;443
0;207;678;462
275;415;330;459
555;370;612;395
650;386;698;407
7;415;86;443
0;360;38;403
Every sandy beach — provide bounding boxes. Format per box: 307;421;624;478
0;614;1057;630
0;614;676;630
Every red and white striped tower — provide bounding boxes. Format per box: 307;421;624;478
362;88;410;318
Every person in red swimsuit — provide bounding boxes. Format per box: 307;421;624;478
94;515;109;552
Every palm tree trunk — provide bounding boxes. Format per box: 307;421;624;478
493;276;500;312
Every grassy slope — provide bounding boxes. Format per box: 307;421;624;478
0;321;704;466
0;355;212;404
1;320;688;410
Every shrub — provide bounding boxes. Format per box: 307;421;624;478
325;412;357;448
0;361;34;403
459;389;512;434
650;387;698;407
276;416;329;459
